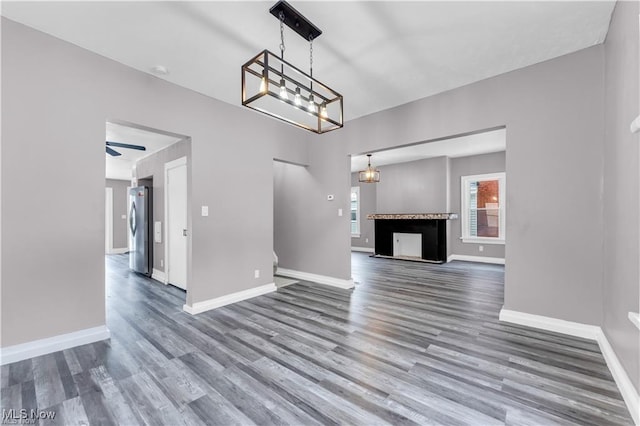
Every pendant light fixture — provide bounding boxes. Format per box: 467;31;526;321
241;1;343;134
359;154;380;183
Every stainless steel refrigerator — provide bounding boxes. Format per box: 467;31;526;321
129;186;152;275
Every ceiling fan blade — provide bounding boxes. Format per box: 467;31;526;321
106;141;146;151
106;146;122;157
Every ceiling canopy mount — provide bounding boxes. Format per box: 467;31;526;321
269;1;322;41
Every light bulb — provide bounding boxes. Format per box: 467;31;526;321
279;79;288;100
307;94;316;113
320;103;328;119
294;87;302;106
259;71;267;93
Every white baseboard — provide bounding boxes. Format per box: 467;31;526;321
276;268;355;290
447;254;505;265
596;329;640;425
351;247;375;253
152;268;168;284
500;308;639;425
106;247;128;255
0;325;111;366
499;309;600;339
183;283;276;315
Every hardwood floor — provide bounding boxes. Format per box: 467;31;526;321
1;253;633;425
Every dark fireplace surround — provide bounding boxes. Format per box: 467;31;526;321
367;214;458;263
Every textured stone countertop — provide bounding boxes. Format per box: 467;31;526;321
367;213;459;220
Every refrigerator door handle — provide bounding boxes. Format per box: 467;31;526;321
129;202;137;236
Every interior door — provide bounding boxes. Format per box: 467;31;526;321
167;162;187;289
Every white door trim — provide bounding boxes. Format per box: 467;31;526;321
126;186;132;252
105;187;113;253
164;156;188;289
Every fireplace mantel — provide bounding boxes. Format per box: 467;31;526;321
367;213;458;220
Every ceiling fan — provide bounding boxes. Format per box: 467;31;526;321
105;141;146;157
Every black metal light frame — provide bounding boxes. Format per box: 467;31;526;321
241;1;344;134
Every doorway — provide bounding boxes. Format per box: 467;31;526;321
165;157;188;290
105;119;191;297
348;127;507;266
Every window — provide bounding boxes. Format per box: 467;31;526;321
351;186;360;237
461;172;505;244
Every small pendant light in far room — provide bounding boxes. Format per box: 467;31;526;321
358;154;380;183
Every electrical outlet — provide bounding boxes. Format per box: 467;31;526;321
160;259;164;268
254;269;260;279
479;245;484;252
338;208;343;216
365;238;369;243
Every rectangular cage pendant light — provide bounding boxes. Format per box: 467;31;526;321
241;1;343;134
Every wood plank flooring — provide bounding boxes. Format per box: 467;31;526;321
1;253;633;425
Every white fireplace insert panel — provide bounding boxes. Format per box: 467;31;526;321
393;233;422;258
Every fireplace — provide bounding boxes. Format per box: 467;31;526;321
367;213;458;263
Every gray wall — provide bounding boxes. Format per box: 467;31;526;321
375;157;449;214
603;1;639;391
134;139;191;274
350;173;376;250
1;18;309;347
105;179;130;249
318;44;606;327
450;152;506;259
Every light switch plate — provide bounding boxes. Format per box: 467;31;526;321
338;208;343;216
201;206;209;216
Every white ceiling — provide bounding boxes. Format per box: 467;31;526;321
351;128;505;172
105;122;184;180
1;1;615;122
